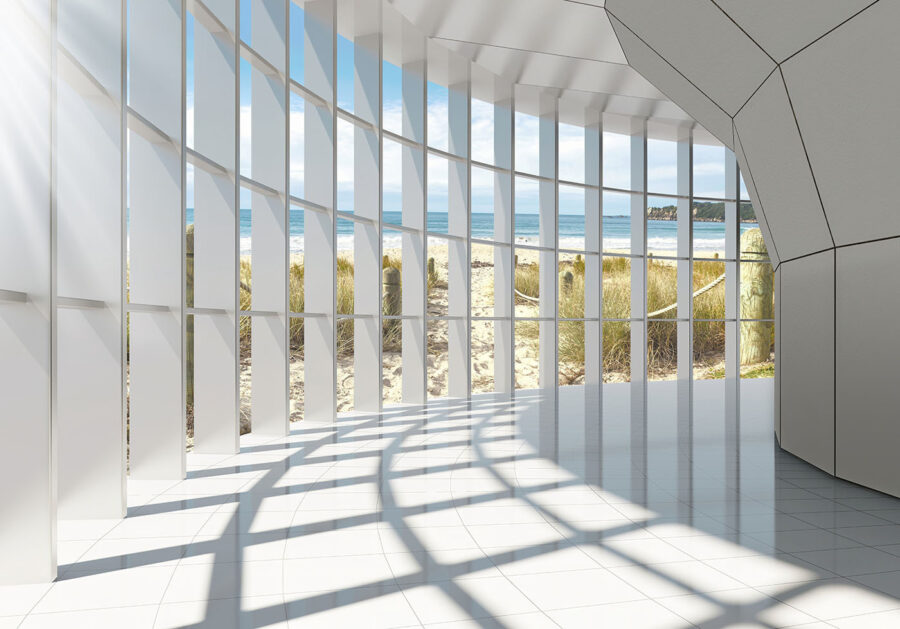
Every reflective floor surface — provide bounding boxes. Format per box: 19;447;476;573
4;380;900;628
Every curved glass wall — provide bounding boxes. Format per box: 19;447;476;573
132;0;774;434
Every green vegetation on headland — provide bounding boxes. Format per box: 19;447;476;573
646;201;757;222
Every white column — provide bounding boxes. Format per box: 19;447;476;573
447;55;470;399
401;39;426;405
584;111;602;409
538;91;558;391
54;0;126;518
493;87;514;395
248;0;288;434
630;119;647;391
0;0;54;583
724;149;740;442
629;118;647;500
127;0;185;480
303;0;336;422
192;1;239;453
676;126;693;435
352;1;382;413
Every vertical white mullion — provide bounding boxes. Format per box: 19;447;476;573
584;110;601;408
400;34;425;405
676;125;693;430
537;91;557;391
724;149;740;444
352;1;382;412
128;0;186;480
447;56;469;399
0;0;55;583
193;4;239;454
234;0;241;442
55;0;127;516
629;117;647;499
493;85;513;395
629;118;647;389
249;0;288;435
284;0;292;428
302;0;336;423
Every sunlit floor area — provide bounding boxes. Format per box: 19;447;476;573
4;381;900;628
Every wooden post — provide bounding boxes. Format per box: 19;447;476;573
383;266;401;344
427;256;436;290
560;270;574;294
739;228;774;365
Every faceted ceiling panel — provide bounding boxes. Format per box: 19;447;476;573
781;0;900;246
732;129;779;266
605;0;775;115
608;14;733;148
389;0;625;64
715;0;874;62
734;71;833;261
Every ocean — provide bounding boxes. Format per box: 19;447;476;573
185;210;758;255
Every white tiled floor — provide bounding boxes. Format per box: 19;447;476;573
4;380;900;628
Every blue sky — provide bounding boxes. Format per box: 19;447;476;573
185;3;746;217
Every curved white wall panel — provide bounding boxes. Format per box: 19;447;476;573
607;0;900;497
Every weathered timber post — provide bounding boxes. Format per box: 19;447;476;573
427;256;436;290
560;270;574;294
740;228;774;365
383;266;401;343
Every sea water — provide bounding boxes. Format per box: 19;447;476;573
185;210;757;255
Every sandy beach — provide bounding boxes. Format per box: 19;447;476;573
230;243;751;423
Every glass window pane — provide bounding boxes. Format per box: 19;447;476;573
559;122;585;183
515;320;539;390
515;248;539;319
289;92;305;199
382;59;403;137
602;256;631;320
693;201;726;259
647;138;677;195
515;111;539;176
427;319;448;399
471;166;495;240
336;318;354;411
647;257;677;320
740;321;774;378
472;243;496;318
471;321;496;394
603;131;630;190
427;81;449;152
693;141;727;199
740;261;775;320
603;191;632;254
558;252;584;319
336;32;354;112
648;320;677;381
288;207;304;313
471;98;494;165
427;236;449;317
559;321;585;386
559;185;586;252
694;320;725;380
693;260;726;320
647;196;678;257
383;229;402;316
336;117;354;213
336;218;354;315
515;177;539;244
603;321;630;382
382;138;402;227
427;154;449;234
289;317;304;420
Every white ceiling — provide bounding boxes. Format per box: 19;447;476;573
385;0;713;139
